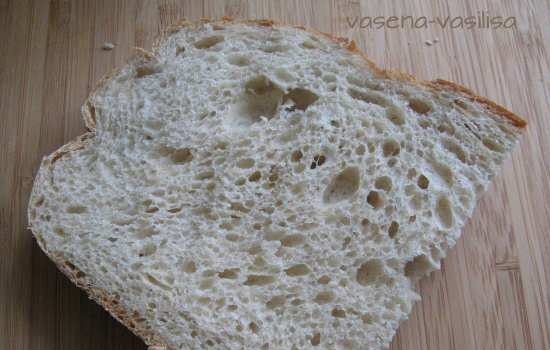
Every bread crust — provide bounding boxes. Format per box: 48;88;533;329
29;135;172;349
153;16;526;128
28;17;526;350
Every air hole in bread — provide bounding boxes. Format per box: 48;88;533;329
199;278;214;289
301;40;318;49
311;332;321;346
281;234;306;247
218;268;240;279
374;176;392;192
410;194;423;210
388;221;399;238
245;243;262;255
244;275;275;286
249;322;260;333
409;97;432;114
182;260;197;273
261;44;289;53
195;170;215;180
175;45;185;56
386;105;405;125
323;167;360;204
54;227;66;237
283;88;319;111
230;201;250;214
274;67;294;82
225;54;249;67
144;273;171;290
417;174;429;189
442;139;467;163
430;160;454;187
418;119;432;129
294;163;306;173
166;147;193;164
323;74;336;83
139;243;157;257
266;295;286;309
330;119;340;128
310;154;326;169
194;35;224;49
348;88;389;107
482;137;504;153
268;169;279;183
366;191;384;209
350;75;383;90
285;264;311;276
253;256;267;267
356;259;384;285
135;64;162;78
228;76;284;127
290;182;306;195
264;229;285;241
236;158;255;169
291;150;303;162
438;121;455;135
66;205;87;214
145;206;159;213
311;66;323;77
382;139;400;157
35;196;45;207
234;177;246;186
202;270;218;278
248;171;261;182
314;291;334;304
166;206;182;213
135;225;158;239
436;196;453;228
225;233;242;242
331;308;346;318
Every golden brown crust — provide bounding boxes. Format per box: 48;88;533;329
50;132;94;164
45;248;170;349
30;138;172;349
31;17;526;350
427;79;527;128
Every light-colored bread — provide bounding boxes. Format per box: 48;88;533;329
28;18;525;350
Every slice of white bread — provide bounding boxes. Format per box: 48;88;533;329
28;18;526;350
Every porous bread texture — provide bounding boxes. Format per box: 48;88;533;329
28;19;524;350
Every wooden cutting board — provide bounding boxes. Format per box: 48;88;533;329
1;1;549;349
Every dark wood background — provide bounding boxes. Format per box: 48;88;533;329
1;0;549;349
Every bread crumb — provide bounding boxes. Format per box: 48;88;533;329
424;40;433;46
102;42;115;50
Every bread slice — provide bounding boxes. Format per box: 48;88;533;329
28;18;525;350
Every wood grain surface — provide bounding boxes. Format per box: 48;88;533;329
1;1;549;349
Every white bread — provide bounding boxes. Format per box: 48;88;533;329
28;18;525;350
